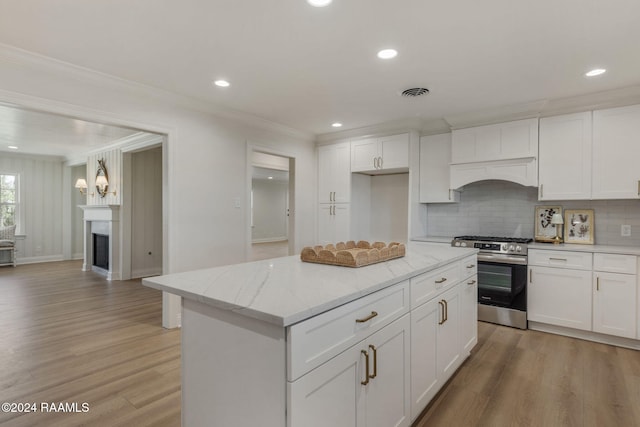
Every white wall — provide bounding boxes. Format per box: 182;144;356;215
70;164;86;258
0;152;64;263
252;179;288;242
0;45;317;327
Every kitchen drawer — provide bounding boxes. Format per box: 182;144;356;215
528;249;592;270
411;261;460;309
287;280;409;381
594;253;637;274
460;255;477;279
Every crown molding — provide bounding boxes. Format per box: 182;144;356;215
539;84;640;118
316;117;424;144
0;150;64;162
0;43;315;142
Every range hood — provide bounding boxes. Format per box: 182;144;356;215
450;157;538;189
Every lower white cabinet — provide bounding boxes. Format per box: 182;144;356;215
593;272;636;338
410;278;475;420
288;314;411;427
318;203;350;245
528;265;592;331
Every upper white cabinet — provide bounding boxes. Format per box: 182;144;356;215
419;133;459;203
351;133;409;174
538;112;592;200
592;104;640;199
451;118;538;164
318;142;351;204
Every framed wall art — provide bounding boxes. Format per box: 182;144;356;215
564;209;594;244
534;206;562;242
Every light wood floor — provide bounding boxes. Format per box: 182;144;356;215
1;261;639;427
249;240;289;261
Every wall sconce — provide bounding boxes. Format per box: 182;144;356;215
551;213;564;245
96;159;116;198
74;178;89;195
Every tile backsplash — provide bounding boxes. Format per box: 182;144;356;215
426;180;640;247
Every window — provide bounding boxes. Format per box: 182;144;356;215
0;173;18;227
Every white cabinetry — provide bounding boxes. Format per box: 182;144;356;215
538;112;592;200
451;118;538;164
288;314;411;427
409;255;477;420
351;134;409;174
419;133;459;203
318;142;351;203
528;249;593;331
592;253;637;339
318;204;350;246
592;104;640;199
318;142;351;243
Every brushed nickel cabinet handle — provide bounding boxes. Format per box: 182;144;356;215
369;345;377;379
443;299;448;323
540;184;544;198
435;277;447;284
596;276;600;291
467;280;476;285
637;181;639;197
373;157;377;169
379;156;383;169
466;264;475;269
529;269;532;283
361;350;370;385
438;301;445;325
549;257;567;261
356;311;378;323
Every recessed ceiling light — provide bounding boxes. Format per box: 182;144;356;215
214;80;230;87
307;0;332;7
267;176;274;180
8;145;18;149
377;49;398;59
585;68;606;77
331;122;343;128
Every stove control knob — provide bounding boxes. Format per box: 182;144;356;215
502;244;508;251
516;245;522;252
509;245;515;251
454;242;460;247
460;242;467;247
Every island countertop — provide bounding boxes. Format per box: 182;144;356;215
143;242;477;327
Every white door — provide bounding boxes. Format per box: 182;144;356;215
378;134;409;170
333;204;351;242
437;286;461;379
460;276;478;354
318;145;336;204
528;266;592;330
593;272;637;338
351;138;379;172
410;298;440;420
318;205;334;245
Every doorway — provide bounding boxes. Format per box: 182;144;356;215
249;150;295;261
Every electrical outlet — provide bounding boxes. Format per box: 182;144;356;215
621;224;631;237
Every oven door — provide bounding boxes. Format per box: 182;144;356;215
477;254;527;306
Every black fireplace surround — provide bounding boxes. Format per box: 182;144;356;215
93;233;109;270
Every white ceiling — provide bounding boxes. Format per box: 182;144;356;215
0;0;639;139
0;103;142;157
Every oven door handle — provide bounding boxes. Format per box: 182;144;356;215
477;254;528;265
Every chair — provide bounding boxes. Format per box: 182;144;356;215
0;224;16;267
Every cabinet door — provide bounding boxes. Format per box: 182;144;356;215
378;134;409;171
351;138;379;172
592;104;640;199
538;112;592;200
318;204;351;245
437;286;461;379
334;204;351;242
288;341;365;427
593;272;637;338
419;133;459;203
319;143;351;203
528;266;592;330
460;275;478;354
364;314;411;427
410;298;439;420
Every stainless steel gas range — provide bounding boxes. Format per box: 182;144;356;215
452;236;531;329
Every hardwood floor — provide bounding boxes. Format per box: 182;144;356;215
0;261;181;426
1;261;639;426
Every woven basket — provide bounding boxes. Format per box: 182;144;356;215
300;240;405;267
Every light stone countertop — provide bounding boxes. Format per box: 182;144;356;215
143;242;477;327
528;242;640;256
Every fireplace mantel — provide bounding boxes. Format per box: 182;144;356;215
79;205;121;280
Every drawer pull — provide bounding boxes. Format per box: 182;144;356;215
466;264;475;269
443;299;448;323
369;345;377;379
361;350;370;385
549;257;567;261
356;311;378;323
467;280;476;285
438;301;445;325
435;277;447;284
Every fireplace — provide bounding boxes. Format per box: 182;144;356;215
93;234;109;270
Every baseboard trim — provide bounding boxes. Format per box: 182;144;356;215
252;237;287;244
528;321;640;350
16;255;65;265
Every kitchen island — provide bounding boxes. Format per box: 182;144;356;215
144;242;478;427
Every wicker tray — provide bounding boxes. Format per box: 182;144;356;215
300;241;405;268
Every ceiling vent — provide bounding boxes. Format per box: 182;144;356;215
401;87;430;97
